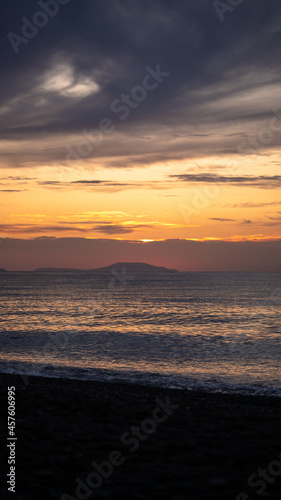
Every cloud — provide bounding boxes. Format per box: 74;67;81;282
266;215;281;225
38;63;100;98
38;179;175;192
1;0;281;167
171;174;281;188
0;176;36;181
231;201;281;208
92;224;140;235
0;189;23;192
0;224;88;234
0;220;154;236
209;217;235;222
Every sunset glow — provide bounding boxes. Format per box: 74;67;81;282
1;1;281;270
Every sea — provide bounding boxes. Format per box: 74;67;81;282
0;270;281;397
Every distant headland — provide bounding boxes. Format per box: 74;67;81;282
95;262;178;273
33;263;178;273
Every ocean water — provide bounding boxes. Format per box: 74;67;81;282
0;270;281;396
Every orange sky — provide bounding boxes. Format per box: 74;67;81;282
1;153;281;243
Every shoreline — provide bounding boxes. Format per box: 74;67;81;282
1;373;281;499
1;365;280;399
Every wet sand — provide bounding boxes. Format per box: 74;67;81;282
0;373;281;500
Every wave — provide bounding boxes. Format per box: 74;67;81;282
1;360;281;398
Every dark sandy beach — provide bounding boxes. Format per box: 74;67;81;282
1;373;281;500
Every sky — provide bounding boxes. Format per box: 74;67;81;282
1;0;281;270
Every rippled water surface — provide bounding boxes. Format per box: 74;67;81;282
0;271;280;395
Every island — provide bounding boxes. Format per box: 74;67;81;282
95;262;178;273
33;263;178;273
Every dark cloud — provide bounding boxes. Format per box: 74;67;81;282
1;0;281;167
171;174;281;188
38;180;132;191
72;180;110;185
231;201;281;208
266;215;281;222
0;222;152;236
0;224;88;234
0;176;36;181
92;225;134;235
38;179;174;192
